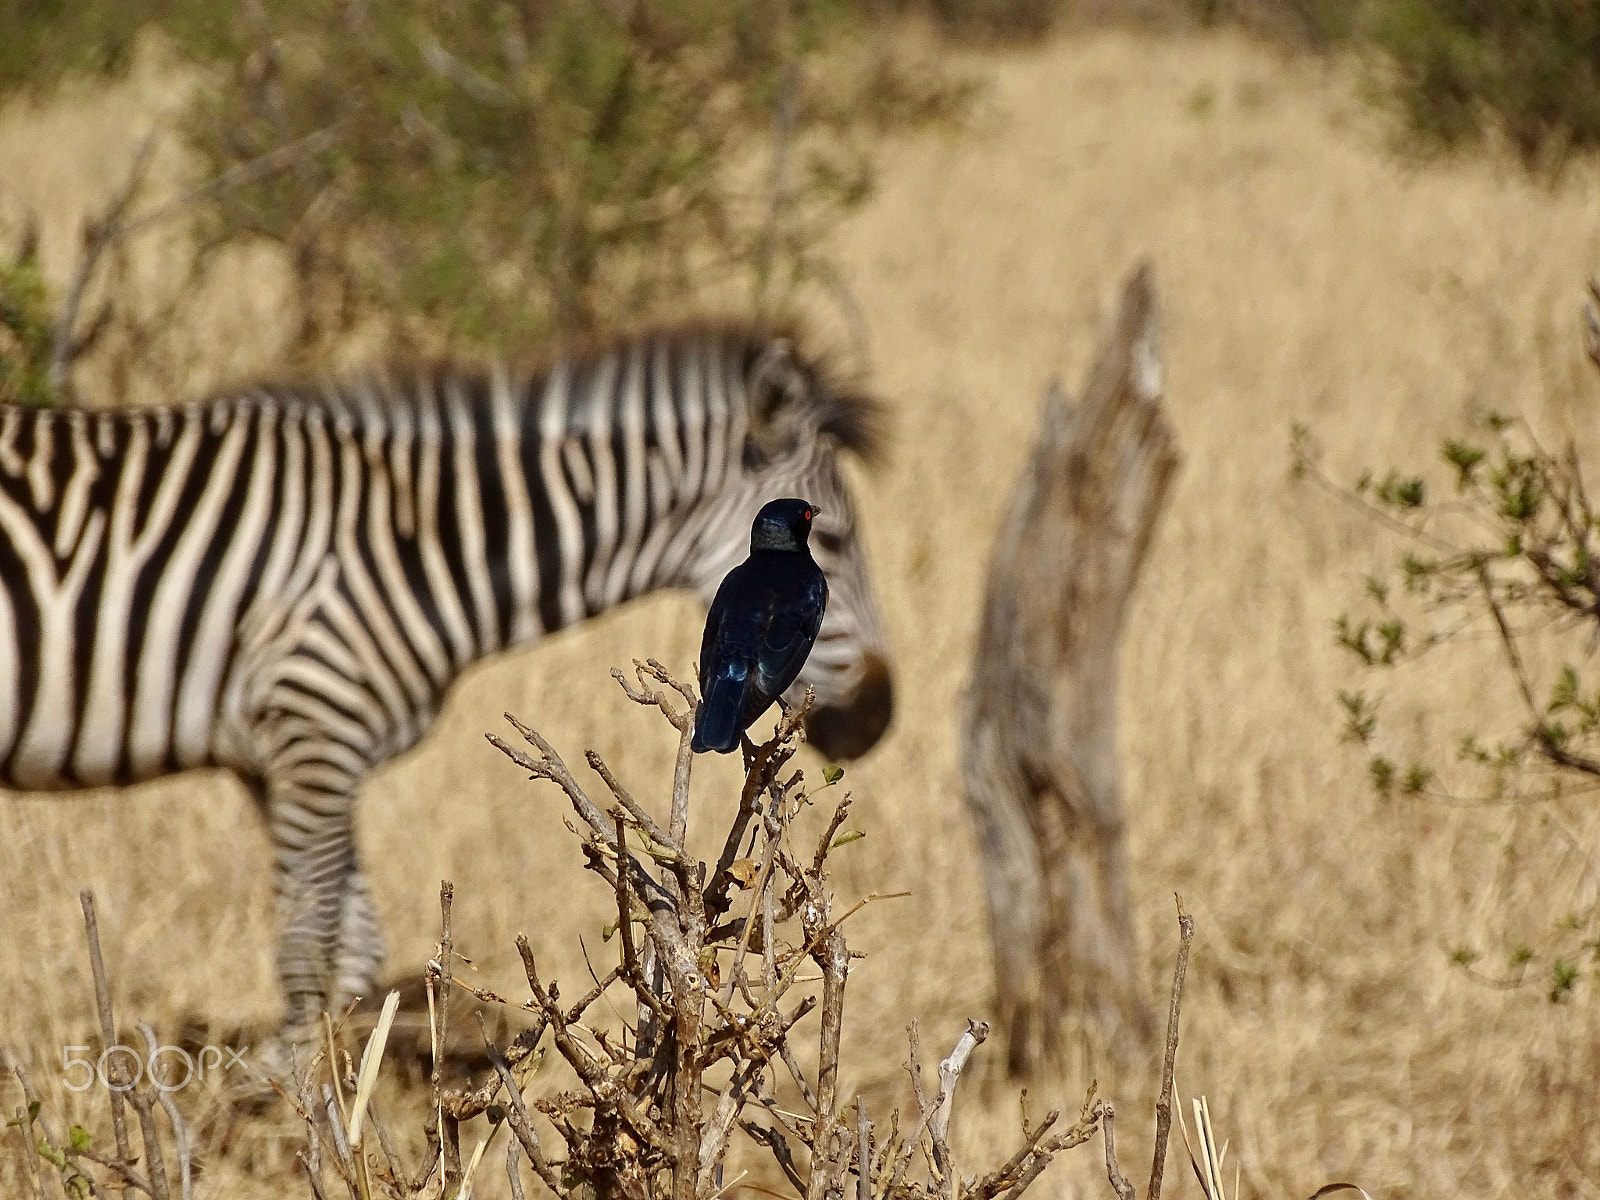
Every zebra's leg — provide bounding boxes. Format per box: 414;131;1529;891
332;868;385;1010
263;753;369;1051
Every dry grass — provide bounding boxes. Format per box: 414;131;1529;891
5;25;1600;1200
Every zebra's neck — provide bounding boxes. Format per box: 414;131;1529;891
479;334;757;644
290;334;759;668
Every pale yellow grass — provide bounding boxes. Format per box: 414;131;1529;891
4;27;1600;1200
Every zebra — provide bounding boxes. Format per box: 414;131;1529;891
0;320;893;1049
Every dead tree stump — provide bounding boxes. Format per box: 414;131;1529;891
960;262;1179;1075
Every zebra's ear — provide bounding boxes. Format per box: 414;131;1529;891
745;338;808;461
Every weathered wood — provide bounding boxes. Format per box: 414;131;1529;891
960;262;1179;1074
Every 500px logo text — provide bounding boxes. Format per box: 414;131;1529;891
61;1044;249;1092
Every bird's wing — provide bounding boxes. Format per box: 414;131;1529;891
697;569;737;689
750;570;828;703
693;567;758;753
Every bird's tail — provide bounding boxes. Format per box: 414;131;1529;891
692;664;748;754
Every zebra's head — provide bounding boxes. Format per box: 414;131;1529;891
688;333;893;760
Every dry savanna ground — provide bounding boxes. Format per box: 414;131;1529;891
4;25;1600;1200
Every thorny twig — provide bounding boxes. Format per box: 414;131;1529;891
1100;903;1198;1200
475;660;1106;1200
1147;898;1195;1200
1103;1104;1136;1200
15;658;1124;1200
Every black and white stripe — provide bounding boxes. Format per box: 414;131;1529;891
0;323;891;1036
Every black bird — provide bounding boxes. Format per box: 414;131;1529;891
692;498;828;754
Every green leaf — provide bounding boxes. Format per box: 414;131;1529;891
68;1124;90;1152
1549;665;1580;713
1442;438;1485;489
829;830;865;849
1335;616;1376;666
1369;756;1396;799
1376;620;1405;663
822;764;844;785
1338;691;1376;744
1376;471;1425;508
1549;958;1579;1003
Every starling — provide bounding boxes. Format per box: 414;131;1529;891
691;498;828;754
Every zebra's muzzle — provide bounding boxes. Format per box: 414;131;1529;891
804;652;893;760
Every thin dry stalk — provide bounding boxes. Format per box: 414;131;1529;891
1100;904;1199;1200
856;1099;872;1200
431;881;461;1192
1147;899;1195;1200
1102;1104;1136;1200
348;989;401;1154
9;1103;46;1200
139;1023;194;1200
79;890;132;1164
1176;1095;1231;1200
507;1138;528;1200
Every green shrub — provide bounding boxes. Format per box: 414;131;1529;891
0;2;966;374
0;231;54;407
1294;302;1600;1000
1372;0;1600;168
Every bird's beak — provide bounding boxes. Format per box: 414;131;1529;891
808;505;822;519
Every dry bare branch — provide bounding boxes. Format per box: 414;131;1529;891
139;1023;194;1200
480;1015;568;1199
1103;1103;1136;1200
23;654;1136;1200
1147;900;1195;1200
79;890;133;1166
8;1103;46;1200
930;1019;989;1196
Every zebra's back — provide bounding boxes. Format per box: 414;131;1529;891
0;398;339;788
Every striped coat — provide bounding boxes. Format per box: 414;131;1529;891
0;323;893;1037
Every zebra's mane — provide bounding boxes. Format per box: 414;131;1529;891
230;320;887;466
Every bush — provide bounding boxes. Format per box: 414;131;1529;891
1097;0;1600;172
0;2;970;388
1293;285;1600;1003
4;663;1127;1200
0;230;54;407
1371;0;1600;169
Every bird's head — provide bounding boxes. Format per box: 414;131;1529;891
750;498;820;553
